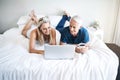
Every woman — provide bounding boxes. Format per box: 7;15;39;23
22;10;59;54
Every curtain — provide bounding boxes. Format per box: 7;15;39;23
113;1;120;46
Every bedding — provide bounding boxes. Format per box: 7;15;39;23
0;16;119;80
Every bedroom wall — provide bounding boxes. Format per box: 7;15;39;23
0;0;119;43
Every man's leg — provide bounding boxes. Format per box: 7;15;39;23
56;15;71;33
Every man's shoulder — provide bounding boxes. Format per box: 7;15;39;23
61;27;69;35
81;26;86;29
80;27;88;31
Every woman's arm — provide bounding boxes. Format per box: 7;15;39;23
29;30;44;54
50;28;57;45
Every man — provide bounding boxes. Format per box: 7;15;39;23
56;12;89;53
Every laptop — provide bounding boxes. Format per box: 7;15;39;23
44;45;75;60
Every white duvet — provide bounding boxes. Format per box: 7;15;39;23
0;28;119;80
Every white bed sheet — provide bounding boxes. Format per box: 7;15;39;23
0;28;119;80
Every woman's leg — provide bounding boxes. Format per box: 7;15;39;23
22;10;37;37
21;19;34;37
29;10;38;24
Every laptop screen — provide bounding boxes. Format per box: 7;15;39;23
44;45;75;60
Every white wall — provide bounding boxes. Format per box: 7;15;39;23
0;0;119;43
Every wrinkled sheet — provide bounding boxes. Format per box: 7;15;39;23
0;28;119;80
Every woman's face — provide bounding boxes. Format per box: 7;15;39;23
40;22;51;35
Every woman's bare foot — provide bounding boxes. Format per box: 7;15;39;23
29;10;36;17
29;10;38;24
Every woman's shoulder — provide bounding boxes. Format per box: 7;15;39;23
50;28;56;32
30;29;38;37
31;28;37;33
51;27;55;30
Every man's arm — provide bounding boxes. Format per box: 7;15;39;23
75;43;90;53
60;41;67;45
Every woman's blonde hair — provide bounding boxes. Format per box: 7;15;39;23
36;16;56;45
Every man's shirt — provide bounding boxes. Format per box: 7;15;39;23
60;27;89;44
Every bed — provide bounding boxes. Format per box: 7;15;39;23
0;15;119;80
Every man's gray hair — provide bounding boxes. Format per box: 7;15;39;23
71;15;83;26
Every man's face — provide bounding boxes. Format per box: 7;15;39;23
69;19;80;36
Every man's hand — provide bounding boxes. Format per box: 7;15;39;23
75;46;89;54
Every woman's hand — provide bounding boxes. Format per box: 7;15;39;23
38;50;44;54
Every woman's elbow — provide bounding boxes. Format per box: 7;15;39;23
29;48;34;53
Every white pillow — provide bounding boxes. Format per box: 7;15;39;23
17;16;30;33
17;16;30;25
17;15;70;33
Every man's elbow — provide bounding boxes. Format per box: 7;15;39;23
60;41;66;45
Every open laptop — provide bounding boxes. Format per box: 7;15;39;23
44;45;75;60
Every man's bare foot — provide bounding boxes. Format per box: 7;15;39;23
64;11;70;17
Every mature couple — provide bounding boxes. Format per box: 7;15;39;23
22;10;90;54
